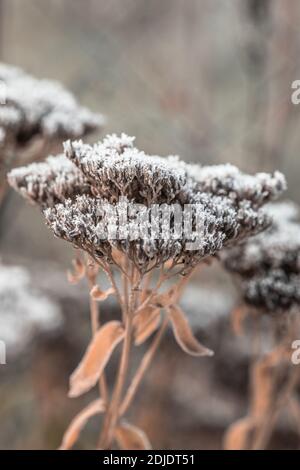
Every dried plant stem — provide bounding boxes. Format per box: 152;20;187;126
83;259;197;449
120;314;169;416
85;257;109;405
251;317;300;450
99;269;139;449
120;269;194;416
252;366;299;450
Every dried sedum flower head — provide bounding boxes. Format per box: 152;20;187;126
224;201;300;313
0;265;62;355
8;134;286;272
0;62;104;152
64;133;189;204
187;163;286;206
244;269;300;312
8;154;90;207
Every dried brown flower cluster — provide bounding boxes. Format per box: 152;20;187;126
224;201;300;312
8;133;286;273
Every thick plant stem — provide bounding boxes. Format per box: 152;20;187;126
251;317;300;450
99;275;137;449
252;366;299;450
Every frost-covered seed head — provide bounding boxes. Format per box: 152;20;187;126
224;201;300;313
8;154;91;207
187;163;286;206
8;133;286;272
0;62;104;153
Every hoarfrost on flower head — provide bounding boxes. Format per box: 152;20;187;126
8;133;287;272
187;162;286;206
64;133;190;204
223;201;300;313
7;154;90;207
0;62;104;151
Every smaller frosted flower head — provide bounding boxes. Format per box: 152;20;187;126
8;154;91;207
187;163;286;207
0;62;104;152
224;201;300;313
243;269;300;313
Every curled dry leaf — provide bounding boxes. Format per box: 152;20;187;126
168;305;214;357
223;417;256;450
134;307;161;346
115;421;152;450
90;285;115;301
67;257;86;284
59;398;105;450
69;321;124;397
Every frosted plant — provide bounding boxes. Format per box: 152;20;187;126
223;201;300;450
0;62;104;210
0;264;62;356
8;133;286;450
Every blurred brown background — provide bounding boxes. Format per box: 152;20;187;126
0;0;300;450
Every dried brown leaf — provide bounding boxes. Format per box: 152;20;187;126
69;321;124;397
168;305;213;357
134;307;161;345
90;285;114;301
115;421;152;450
59;399;105;450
